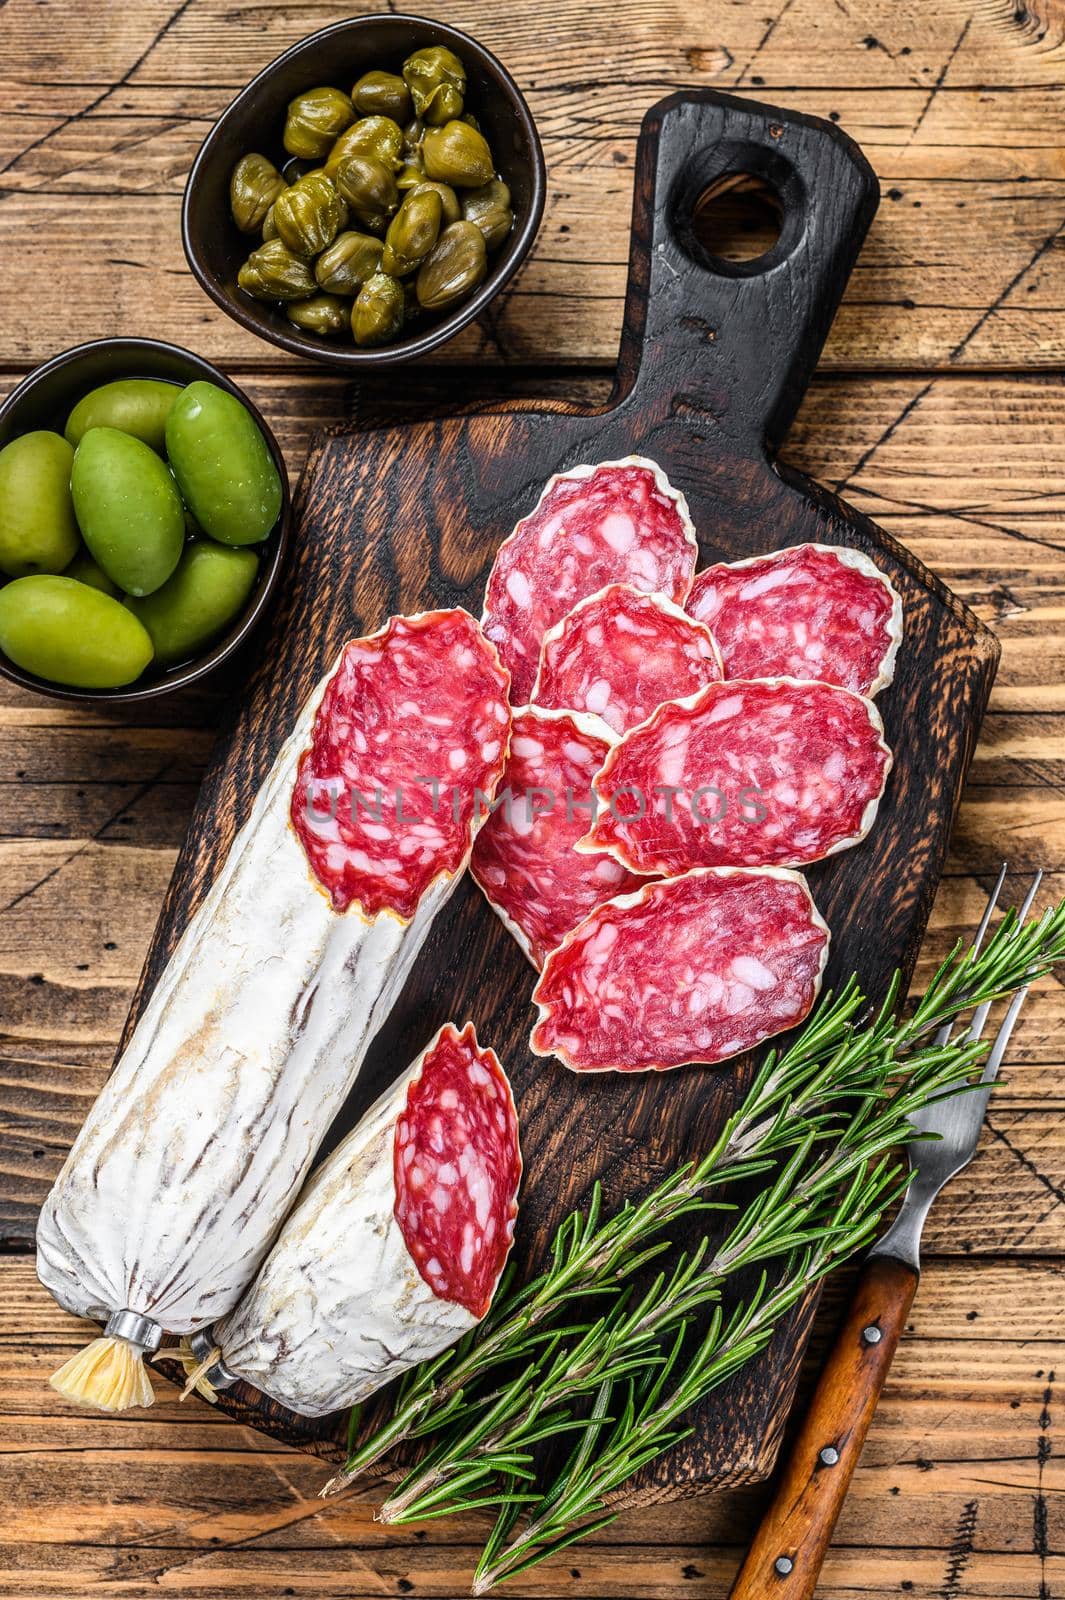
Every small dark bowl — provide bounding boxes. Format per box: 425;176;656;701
0;337;291;706
182;14;545;368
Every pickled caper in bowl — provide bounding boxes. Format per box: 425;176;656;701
238;239;317;301
273;170;344;256
422;119;494;187
352;70;412;122
352;272;404;346
324;115;404;178
403;46;465;125
230;153;288;233
381;187;443;276
334;155;399;233
284;87;355;159
462;178;514;252
315;230;385;294
287;293;351;335
416;220;487;311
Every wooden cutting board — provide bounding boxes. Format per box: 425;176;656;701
136;90;998;1500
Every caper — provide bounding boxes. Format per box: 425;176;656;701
284;86;355;160
352;70;412;123
409;179;462;224
403;116;425;154
381;186;443;276
261;201;280;241
314;230;385;294
334;154;399;233
352;272;405;347
415;219;487;311
396;151;426;190
237;238;316;301
229;153;287;234
324;115;404;178
286;292;351;335
402;46;466;126
273;170;343;256
421;120;494;187
462;177;514;252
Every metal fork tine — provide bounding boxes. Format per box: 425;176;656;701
962;869;1044;1047
933;862;1009;1049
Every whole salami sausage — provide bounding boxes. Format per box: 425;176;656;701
37;610;510;1412
183;1023;521;1418
686;542;902;696
584;677;892;876
531;867;830;1073
471;704;642;968
532;583;724;734
482;457;698;702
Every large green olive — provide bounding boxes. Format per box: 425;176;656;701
125;542;259;667
283;87;355;160
334;154;399;233
324;115;404;177
65;379;178;453
71;428;185;597
0;576;154;689
421;119;494;187
229;153;287;233
0;431;80;578
238;239;316;300
409;179;461;224
462;177;514;252
273;170;343;256
402;46;465;126
416;220;487;311
352;272;405;347
352;70;412;123
286;292;351;335
63;549;120;597
314;230;384;294
381;187;443;276
165;382;282;547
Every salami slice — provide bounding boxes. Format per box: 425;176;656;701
584;677;891;876
483;457;698;702
532;583;724;734
192;1023;520;1418
686;542;903;696
471;705;643;968
531;867;830;1073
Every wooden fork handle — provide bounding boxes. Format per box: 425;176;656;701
728;1254;918;1600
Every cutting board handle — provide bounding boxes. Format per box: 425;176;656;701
615;90;879;456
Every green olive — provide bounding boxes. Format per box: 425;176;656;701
0;576;154;689
63;549;120;597
273;170;343;256
402;46;466;126
125;542;259;667
283;86;355;160
230;153;288;233
314;230;384;294
409;179;461;224
165;382;282;547
352;272;405;347
421;119;494;187
286;292;351;335
380;186;443;276
0;431;80;578
462;177;514;252
415;219;487;310
334;154;399;233
65;379;178;453
352;70;412;122
238;239;316;301
71;428;185;596
324;115;404;177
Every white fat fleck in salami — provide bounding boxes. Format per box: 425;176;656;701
482;457;699;703
471;705;643;968
532;583;724;735
202;1023;520;1418
36;610;511;1413
686;542;903;696
584;677;892;877
531;866;830;1073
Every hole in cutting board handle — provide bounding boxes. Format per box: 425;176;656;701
692;172;784;264
670;140;805;280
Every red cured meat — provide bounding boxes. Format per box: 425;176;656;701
686;543;902;696
471;706;643;968
532;583;724;734
585;678;891;876
531;867;830;1073
291;610;511;918
482;457;698;703
394;1022;521;1317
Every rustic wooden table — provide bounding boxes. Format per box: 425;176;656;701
2;2;1063;1596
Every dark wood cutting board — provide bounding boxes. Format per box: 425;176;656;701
135;90;998;1500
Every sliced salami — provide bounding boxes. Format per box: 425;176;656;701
195;1023;520;1417
531;867;830;1073
471;705;643;968
291;610;512;918
686;542;903;696
482;457;698;703
532;583;724;734
584;678;892;876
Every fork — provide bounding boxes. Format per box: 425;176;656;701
728;865;1042;1600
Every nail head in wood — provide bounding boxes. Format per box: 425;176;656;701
818;1444;840;1466
774;1556;795;1576
862;1323;882;1344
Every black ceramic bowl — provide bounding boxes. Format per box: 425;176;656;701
182;15;545;368
0;337;291;705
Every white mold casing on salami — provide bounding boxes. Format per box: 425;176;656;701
198;1023;521;1418
36;610;511;1412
